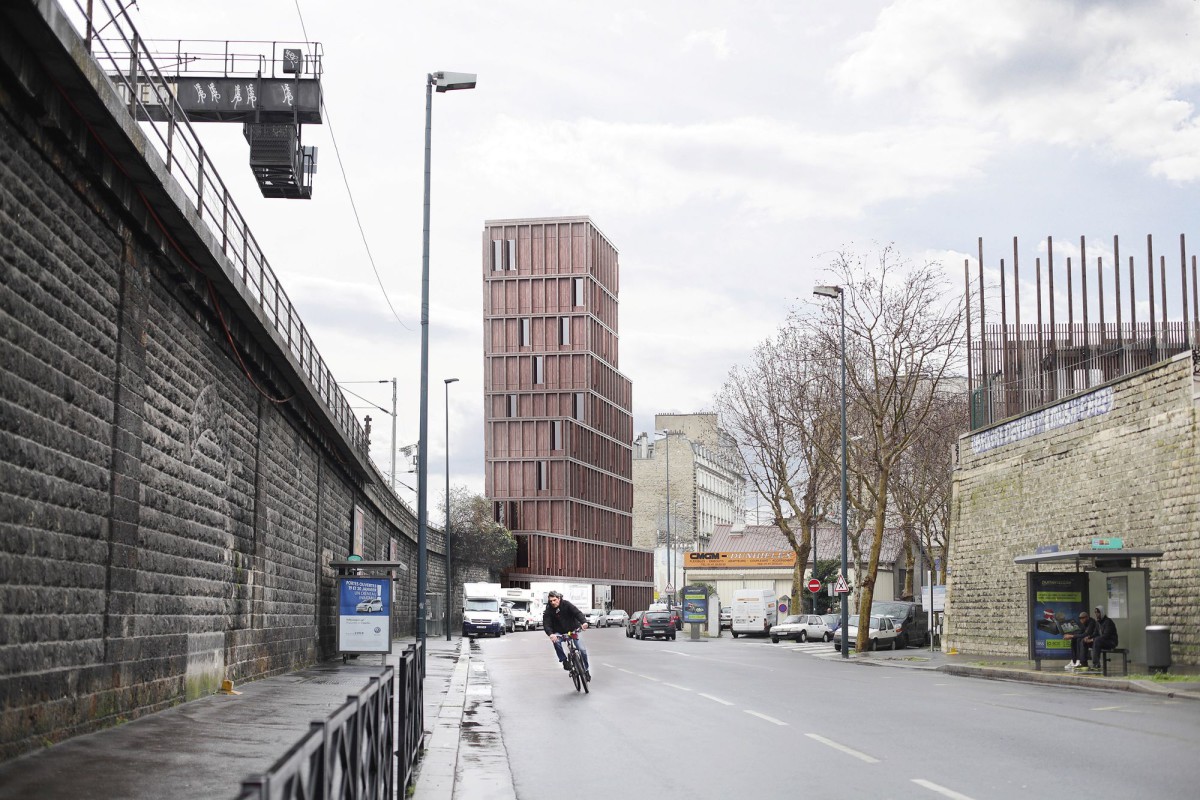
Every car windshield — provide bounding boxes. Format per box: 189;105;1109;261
873;602;910;617
645;613;670;622
609;610;626;617
782;615;804;624
847;615;861;628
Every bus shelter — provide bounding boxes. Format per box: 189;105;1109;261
1013;547;1164;670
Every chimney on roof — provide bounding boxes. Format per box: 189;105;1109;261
730;523;745;537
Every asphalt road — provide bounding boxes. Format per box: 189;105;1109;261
477;627;1200;800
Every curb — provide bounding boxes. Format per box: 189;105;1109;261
941;664;1200;700
412;639;471;800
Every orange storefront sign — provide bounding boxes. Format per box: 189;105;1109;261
685;551;797;569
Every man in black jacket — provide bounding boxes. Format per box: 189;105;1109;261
543;591;590;675
1064;609;1097;670
1086;606;1119;671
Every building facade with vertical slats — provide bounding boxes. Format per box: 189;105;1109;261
482;217;653;612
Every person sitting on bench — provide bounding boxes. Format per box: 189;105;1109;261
1064;609;1097;670
1086;606;1118;671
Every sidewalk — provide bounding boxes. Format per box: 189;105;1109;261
0;637;464;800
847;644;1200;700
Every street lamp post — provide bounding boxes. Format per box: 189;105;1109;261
444;378;458;642
813;284;849;659
417;70;476;655
654;429;673;603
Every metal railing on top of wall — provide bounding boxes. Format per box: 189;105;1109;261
57;0;366;458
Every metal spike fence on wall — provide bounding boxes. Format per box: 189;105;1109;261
967;234;1200;430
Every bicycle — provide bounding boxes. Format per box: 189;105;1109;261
554;629;590;693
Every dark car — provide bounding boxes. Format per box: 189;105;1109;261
626;611;643;638
871;601;928;648
632;610;676;641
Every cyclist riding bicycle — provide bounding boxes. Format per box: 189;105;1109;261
543;591;590;678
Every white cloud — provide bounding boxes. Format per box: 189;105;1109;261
835;0;1200;180
467;114;996;222
681;28;731;60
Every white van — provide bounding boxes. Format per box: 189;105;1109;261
731;588;778;638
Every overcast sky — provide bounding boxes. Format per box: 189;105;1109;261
121;0;1200;503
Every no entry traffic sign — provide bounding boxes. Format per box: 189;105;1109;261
806;578;822;593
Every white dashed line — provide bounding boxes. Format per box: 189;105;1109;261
637;674;661;681
744;710;788;726
698;693;733;706
911;778;976;799
804;733;879;763
663;682;691;691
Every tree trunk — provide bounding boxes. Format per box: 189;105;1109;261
855;467;890;653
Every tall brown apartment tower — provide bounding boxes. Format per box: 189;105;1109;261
482;216;653;612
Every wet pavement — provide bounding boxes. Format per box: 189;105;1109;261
0;635;1193;800
0;637;464;800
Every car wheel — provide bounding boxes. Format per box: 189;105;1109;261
771;636;779;643
731;631;739;638
669;634;676;641
799;631;808;643
869;638;877;651
824;632;833;642
896;633;907;649
890;637;898;651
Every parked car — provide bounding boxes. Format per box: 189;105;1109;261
631;610;676;641
603;609;629;627
626;611;644;637
720;606;732;630
770;614;834;644
670;606;683;630
584;608;606;627
500;602;516;633
833;614;898;651
871;601;928;648
821;613;841;634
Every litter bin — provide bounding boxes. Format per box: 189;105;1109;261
1145;625;1171;674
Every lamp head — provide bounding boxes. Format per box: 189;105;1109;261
812;285;842;299
432;71;477;92
445;377;460;385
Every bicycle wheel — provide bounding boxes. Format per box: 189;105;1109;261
571;650;589;693
569;650;582;692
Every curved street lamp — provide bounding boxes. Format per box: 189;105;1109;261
417;71;476;656
813;284;849;659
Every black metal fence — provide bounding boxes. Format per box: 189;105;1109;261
235;642;425;800
969;321;1196;428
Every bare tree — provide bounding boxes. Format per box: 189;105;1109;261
802;246;965;651
892;389;966;590
715;327;834;604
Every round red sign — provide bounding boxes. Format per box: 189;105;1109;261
806;578;822;593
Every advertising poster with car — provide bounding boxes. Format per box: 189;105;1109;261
1026;572;1087;660
338;577;392;654
682;585;708;623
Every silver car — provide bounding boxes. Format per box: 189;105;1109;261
603;609;629;627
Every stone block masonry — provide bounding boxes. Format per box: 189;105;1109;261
0;8;441;760
947;354;1200;666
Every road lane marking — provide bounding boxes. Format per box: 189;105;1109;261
664;650;692;656
804;733;879;763
1092;706;1123;711
911;778;976;799
699;693;733;706
637;674;661;681
745;710;788;726
663;683;691;691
